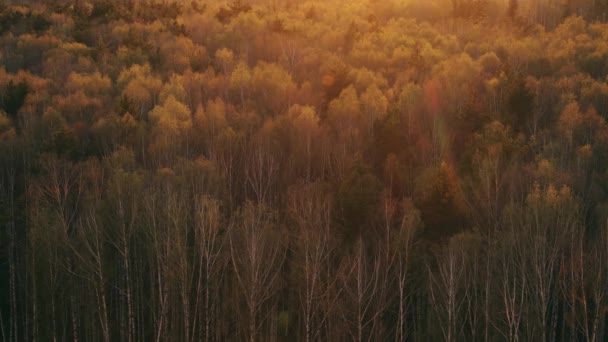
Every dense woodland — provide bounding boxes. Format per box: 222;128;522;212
1;0;608;341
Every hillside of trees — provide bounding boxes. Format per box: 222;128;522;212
1;0;608;341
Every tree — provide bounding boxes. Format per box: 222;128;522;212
250;62;296;116
118;64;162;118
413;162;466;239
428;234;461;342
31;154;85;342
503;184;580;341
72;204;111;342
559;209;607;342
0;110;14;139
229;61;251;106
244;133;278;204
0;80;28;131
142;174;191;342
228;202;285;342
159;74;187;104
341;238;382;342
506;73;535;132
392;199;422;342
336;165;382;241
288;183;336;342
0;130;23;342
215;48;234;76
326;86;364;179
103;157;143;342
360;84;388;139
464;121;523;228
280;105;321;182
192;196;225;342
159;36;201;74
148;95;192;164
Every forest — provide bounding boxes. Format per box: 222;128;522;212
1;0;608;341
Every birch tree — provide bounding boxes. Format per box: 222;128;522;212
229;202;286;342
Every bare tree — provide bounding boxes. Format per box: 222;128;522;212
288;183;339;342
428;233;473;342
0;143;19;342
143;186;170;342
561;218;608;342
245;142;278;204
69;207;111;342
340;237;388;342
481;200;527;342
106;168;140;342
33;155;84;342
586;222;608;342
393;206;420;341
376;191;423;342
192;196;225;342
229;202;286;342
501;185;579;341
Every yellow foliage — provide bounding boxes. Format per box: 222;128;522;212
205;98;228;129
287;105;319;128
537;158;555;178
229;62;252;91
577;144;593;160
159;75;187;104
215;48;234;73
558;101;583;142
59;42;91;56
350;67;388;92
149;95;192;135
67;72;111;96
478;52;501;75
0;111;12;133
527;182;574;208
124;80;152;108
42;107;68;132
160;36;198;73
361;84;388;121
119;113;138;131
328;86;360;119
